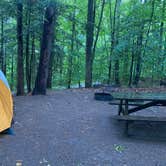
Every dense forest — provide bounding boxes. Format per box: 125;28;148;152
0;0;166;95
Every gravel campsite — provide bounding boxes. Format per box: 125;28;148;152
0;88;166;166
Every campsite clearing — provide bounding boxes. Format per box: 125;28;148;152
0;89;166;166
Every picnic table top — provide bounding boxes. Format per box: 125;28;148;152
111;92;166;101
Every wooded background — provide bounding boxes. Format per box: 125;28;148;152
0;0;165;95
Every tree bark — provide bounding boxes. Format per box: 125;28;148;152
16;0;24;95
128;42;135;87
30;31;35;88
133;25;144;86
11;53;14;91
85;0;95;88
67;2;76;89
0;16;4;72
108;0;112;84
32;3;55;95
3;43;6;75
159;0;165;79
108;0;121;85
114;0;121;85
25;0;31;92
47;38;55;89
92;0;105;58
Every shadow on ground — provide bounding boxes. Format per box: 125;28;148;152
112;118;166;141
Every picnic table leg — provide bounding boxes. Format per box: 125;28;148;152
118;99;123;115
125;121;133;137
124;99;129;115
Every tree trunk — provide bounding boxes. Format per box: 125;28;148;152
128;45;134;87
25;0;31;93
16;1;24;95
47;38;55;89
58;38;64;86
108;0;112;84
75;33;81;88
85;0;95;88
32;3;55;95
163;37;166;75
3;43;6;75
67;3;76;89
133;25;144;86
159;0;165;79
114;0;121;85
30;31;35;88
108;0;121;85
11;54;14;91
114;60;120;85
92;0;105;58
0;16;4;72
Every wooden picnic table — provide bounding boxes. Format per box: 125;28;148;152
110;92;166;135
111;92;166;115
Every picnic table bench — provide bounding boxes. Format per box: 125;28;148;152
110;92;166;135
109;100;147;107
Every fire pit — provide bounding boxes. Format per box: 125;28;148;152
94;92;113;101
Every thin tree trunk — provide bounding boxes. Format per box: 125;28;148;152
3;43;6;75
92;0;105;58
111;0;118;84
128;44;134;87
108;0;121;85
11;54;14;91
30;31;35;88
114;0;121;85
163;33;166;72
142;0;155;57
103;32;110;84
59;38;65;86
108;0;112;84
133;25;144;86
114;60;120;85
25;0;31;92
108;61;112;84
159;0;165;79
16;0;24;95
32;3;56;95
0;16;4;72
75;37;81;88
67;2;76;89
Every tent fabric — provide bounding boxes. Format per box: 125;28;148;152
0;70;10;89
0;71;13;132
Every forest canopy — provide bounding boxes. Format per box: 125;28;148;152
0;0;165;95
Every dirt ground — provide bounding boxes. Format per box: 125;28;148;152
0;88;166;166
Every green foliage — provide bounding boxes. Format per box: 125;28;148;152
0;0;166;91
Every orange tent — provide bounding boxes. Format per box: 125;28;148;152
0;70;13;132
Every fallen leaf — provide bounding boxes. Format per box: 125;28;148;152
114;144;125;153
